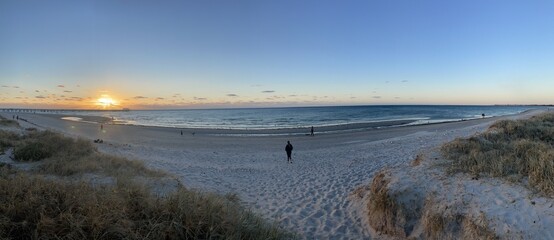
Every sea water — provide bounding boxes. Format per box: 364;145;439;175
70;105;544;130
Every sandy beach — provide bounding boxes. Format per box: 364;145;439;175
0;110;545;239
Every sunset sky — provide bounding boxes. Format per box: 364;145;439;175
1;0;554;109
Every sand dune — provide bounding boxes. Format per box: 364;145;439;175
1;110;543;238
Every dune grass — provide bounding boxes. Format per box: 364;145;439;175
0;170;291;239
0;116;19;127
0;129;293;239
441;112;554;194
366;171;408;237
2;130;163;178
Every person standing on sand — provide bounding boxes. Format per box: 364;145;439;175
310;126;314;136
100;124;103;130
285;141;293;163
180;130;183;135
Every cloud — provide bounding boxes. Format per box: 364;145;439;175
372;96;382;99
1;85;8;88
351;96;357;99
35;90;40;93
401;80;409;83
395;97;401;99
261;90;275;93
155;97;165;100
63;90;72;93
194;97;207;101
57;85;64;88
251;84;262;87
288;94;297;97
35;95;46;99
12;86;19;88
134;96;148;99
226;94;238;97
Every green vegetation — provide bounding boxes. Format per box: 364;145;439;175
3;130;162;177
0;129;292;239
0;116;19;127
441;113;554;195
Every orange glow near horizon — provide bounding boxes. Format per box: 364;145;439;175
96;95;118;108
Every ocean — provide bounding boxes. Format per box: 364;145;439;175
70;105;545;130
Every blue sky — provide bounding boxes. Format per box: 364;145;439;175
1;0;553;109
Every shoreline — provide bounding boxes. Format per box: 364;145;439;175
7;108;540;136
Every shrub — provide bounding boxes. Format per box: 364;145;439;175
13;141;52;161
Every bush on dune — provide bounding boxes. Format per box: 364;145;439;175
0;131;19;154
0;130;162;178
441;112;554;195
13;131;94;162
0;116;19;127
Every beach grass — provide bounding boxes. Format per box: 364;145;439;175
0;171;291;239
4;130;163;178
0;116;19;127
0;129;292;239
366;171;407;237
441;112;554;194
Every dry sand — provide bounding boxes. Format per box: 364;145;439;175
1;109;545;239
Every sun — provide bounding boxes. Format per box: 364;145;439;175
96;95;117;108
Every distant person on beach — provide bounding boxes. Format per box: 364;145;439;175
180;130;183;135
16;115;18;120
100;124;103;130
482;113;485;118
310;126;314;136
285;141;293;163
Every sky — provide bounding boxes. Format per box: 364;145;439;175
1;0;554;109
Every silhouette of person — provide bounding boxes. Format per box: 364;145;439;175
310;126;314;136
100;124;103;130
285;141;293;163
180;130;183;135
482;113;485;118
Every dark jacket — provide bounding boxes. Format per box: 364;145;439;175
285;143;293;153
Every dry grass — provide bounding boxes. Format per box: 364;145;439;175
421;196;497;240
411;154;424;166
441;113;554;195
0;172;291;239
366;171;408;237
365;173;497;239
